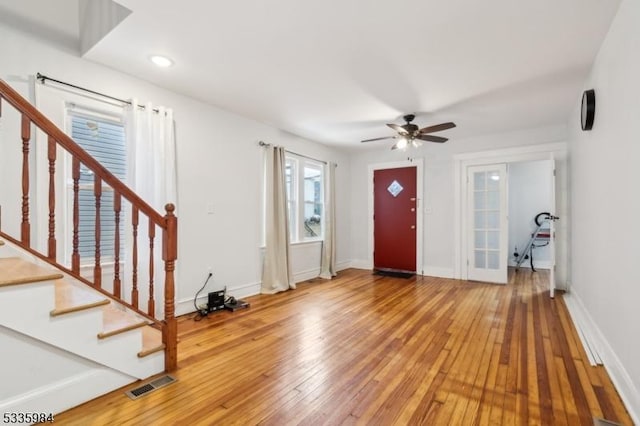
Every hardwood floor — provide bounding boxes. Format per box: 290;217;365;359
56;269;633;425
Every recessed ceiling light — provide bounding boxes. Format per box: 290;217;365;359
150;55;174;68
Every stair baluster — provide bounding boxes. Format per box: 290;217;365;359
21;114;31;246
47;136;57;261
113;192;122;298
148;221;155;316
132;206;139;309
72;158;81;273
94;175;102;288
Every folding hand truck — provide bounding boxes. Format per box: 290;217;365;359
514;212;559;272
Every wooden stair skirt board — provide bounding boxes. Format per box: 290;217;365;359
0;255;164;380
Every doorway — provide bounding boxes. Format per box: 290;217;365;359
454;143;565;294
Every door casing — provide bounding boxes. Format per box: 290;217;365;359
454;143;566;283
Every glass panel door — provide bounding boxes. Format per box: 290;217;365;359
467;164;508;283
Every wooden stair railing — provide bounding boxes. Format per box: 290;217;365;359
0;79;177;371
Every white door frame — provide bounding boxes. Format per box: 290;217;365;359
367;159;424;274
549;153;557;297
454;143;566;280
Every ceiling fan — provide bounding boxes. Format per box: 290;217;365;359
361;114;456;150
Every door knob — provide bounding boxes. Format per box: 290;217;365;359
411;225;416;229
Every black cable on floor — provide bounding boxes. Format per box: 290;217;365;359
192;272;212;320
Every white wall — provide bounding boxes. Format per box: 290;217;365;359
349;124;567;278
0;23;352;316
566;0;640;421
507;160;552;268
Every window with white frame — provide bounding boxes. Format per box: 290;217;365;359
285;155;324;242
66;107;126;262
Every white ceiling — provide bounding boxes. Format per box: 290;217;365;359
1;0;622;147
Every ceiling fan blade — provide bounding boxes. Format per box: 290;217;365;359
387;123;409;135
416;134;448;143
418;122;456;134
361;136;395;143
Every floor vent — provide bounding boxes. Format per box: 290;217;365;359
125;374;177;400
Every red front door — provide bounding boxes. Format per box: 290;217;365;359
373;167;417;273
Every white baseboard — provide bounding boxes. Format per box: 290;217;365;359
421;266;454;279
341;261;454;278
563;290;640;425
293;267;320;283
563;293;603;366
350;259;372;270
0;367;133;416
336;260;351;272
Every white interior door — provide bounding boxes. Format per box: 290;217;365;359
549;154;557;297
467;164;508;284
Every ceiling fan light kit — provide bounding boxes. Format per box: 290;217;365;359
361;114;456;150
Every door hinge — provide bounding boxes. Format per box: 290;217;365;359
553;169;556;177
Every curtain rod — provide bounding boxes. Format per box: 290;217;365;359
258;141;334;166
36;72;159;112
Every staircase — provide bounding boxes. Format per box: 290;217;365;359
0;79;178;415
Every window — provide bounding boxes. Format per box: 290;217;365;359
67;109;126;261
285;155;324;242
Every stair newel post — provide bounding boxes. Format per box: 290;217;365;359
162;203;178;372
132;206;139;309
148;221;156;317
113;192;122;298
94;174;102;288
47;136;57;261
71;158;81;273
21;114;31;246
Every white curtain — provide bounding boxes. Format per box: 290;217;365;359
262;145;295;294
320;162;337;279
123;101;177;316
125;101;177;210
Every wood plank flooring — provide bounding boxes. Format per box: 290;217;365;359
56;268;633;425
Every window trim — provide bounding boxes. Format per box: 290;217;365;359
285;153;324;243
